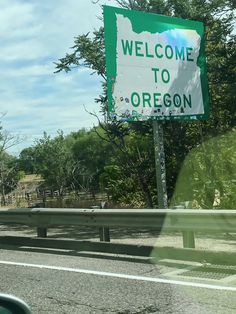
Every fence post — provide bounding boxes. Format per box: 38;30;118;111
37;227;47;238
173;203;195;248
182;231;195;248
91;203;111;242
99;227;110;242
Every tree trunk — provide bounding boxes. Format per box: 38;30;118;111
1;184;6;206
138;175;153;208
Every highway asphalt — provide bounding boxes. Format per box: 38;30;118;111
0;246;235;313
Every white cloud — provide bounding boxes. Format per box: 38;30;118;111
0;0;117;155
0;1;35;38
0;40;49;61
0;0;114;61
6;64;53;77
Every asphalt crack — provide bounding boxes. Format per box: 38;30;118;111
117;305;161;313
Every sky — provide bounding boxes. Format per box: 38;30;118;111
0;0;117;155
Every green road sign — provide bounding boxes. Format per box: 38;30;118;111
104;6;209;121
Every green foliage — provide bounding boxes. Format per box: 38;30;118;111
72;127;110;173
172;127;236;208
0;121;24;204
100;164;146;207
18;147;37;174
33;131;76;196
96;121;156;207
54;28;106;78
0;152;21;204
70;127;112;193
99;165;125;201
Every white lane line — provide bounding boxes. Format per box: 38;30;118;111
0;260;236;292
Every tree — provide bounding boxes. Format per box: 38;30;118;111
0;120;24;205
18;147;37;174
55;0;235;207
33;131;77;197
98;122;156;207
172;126;236;208
69;127;112;196
0;152;23;206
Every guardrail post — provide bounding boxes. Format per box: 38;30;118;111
99;227;110;242
37;227;47;238
182;231;195;248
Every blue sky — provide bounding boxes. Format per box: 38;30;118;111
0;0;116;155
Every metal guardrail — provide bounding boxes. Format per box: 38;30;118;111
0;208;235;248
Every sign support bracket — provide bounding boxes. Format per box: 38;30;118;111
153;120;168;209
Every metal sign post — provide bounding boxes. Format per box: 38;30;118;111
153;120;168;209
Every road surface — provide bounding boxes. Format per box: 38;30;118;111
0;245;235;313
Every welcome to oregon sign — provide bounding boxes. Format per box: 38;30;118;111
104;6;209;121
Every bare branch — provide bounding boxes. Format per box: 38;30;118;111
0;131;25;155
